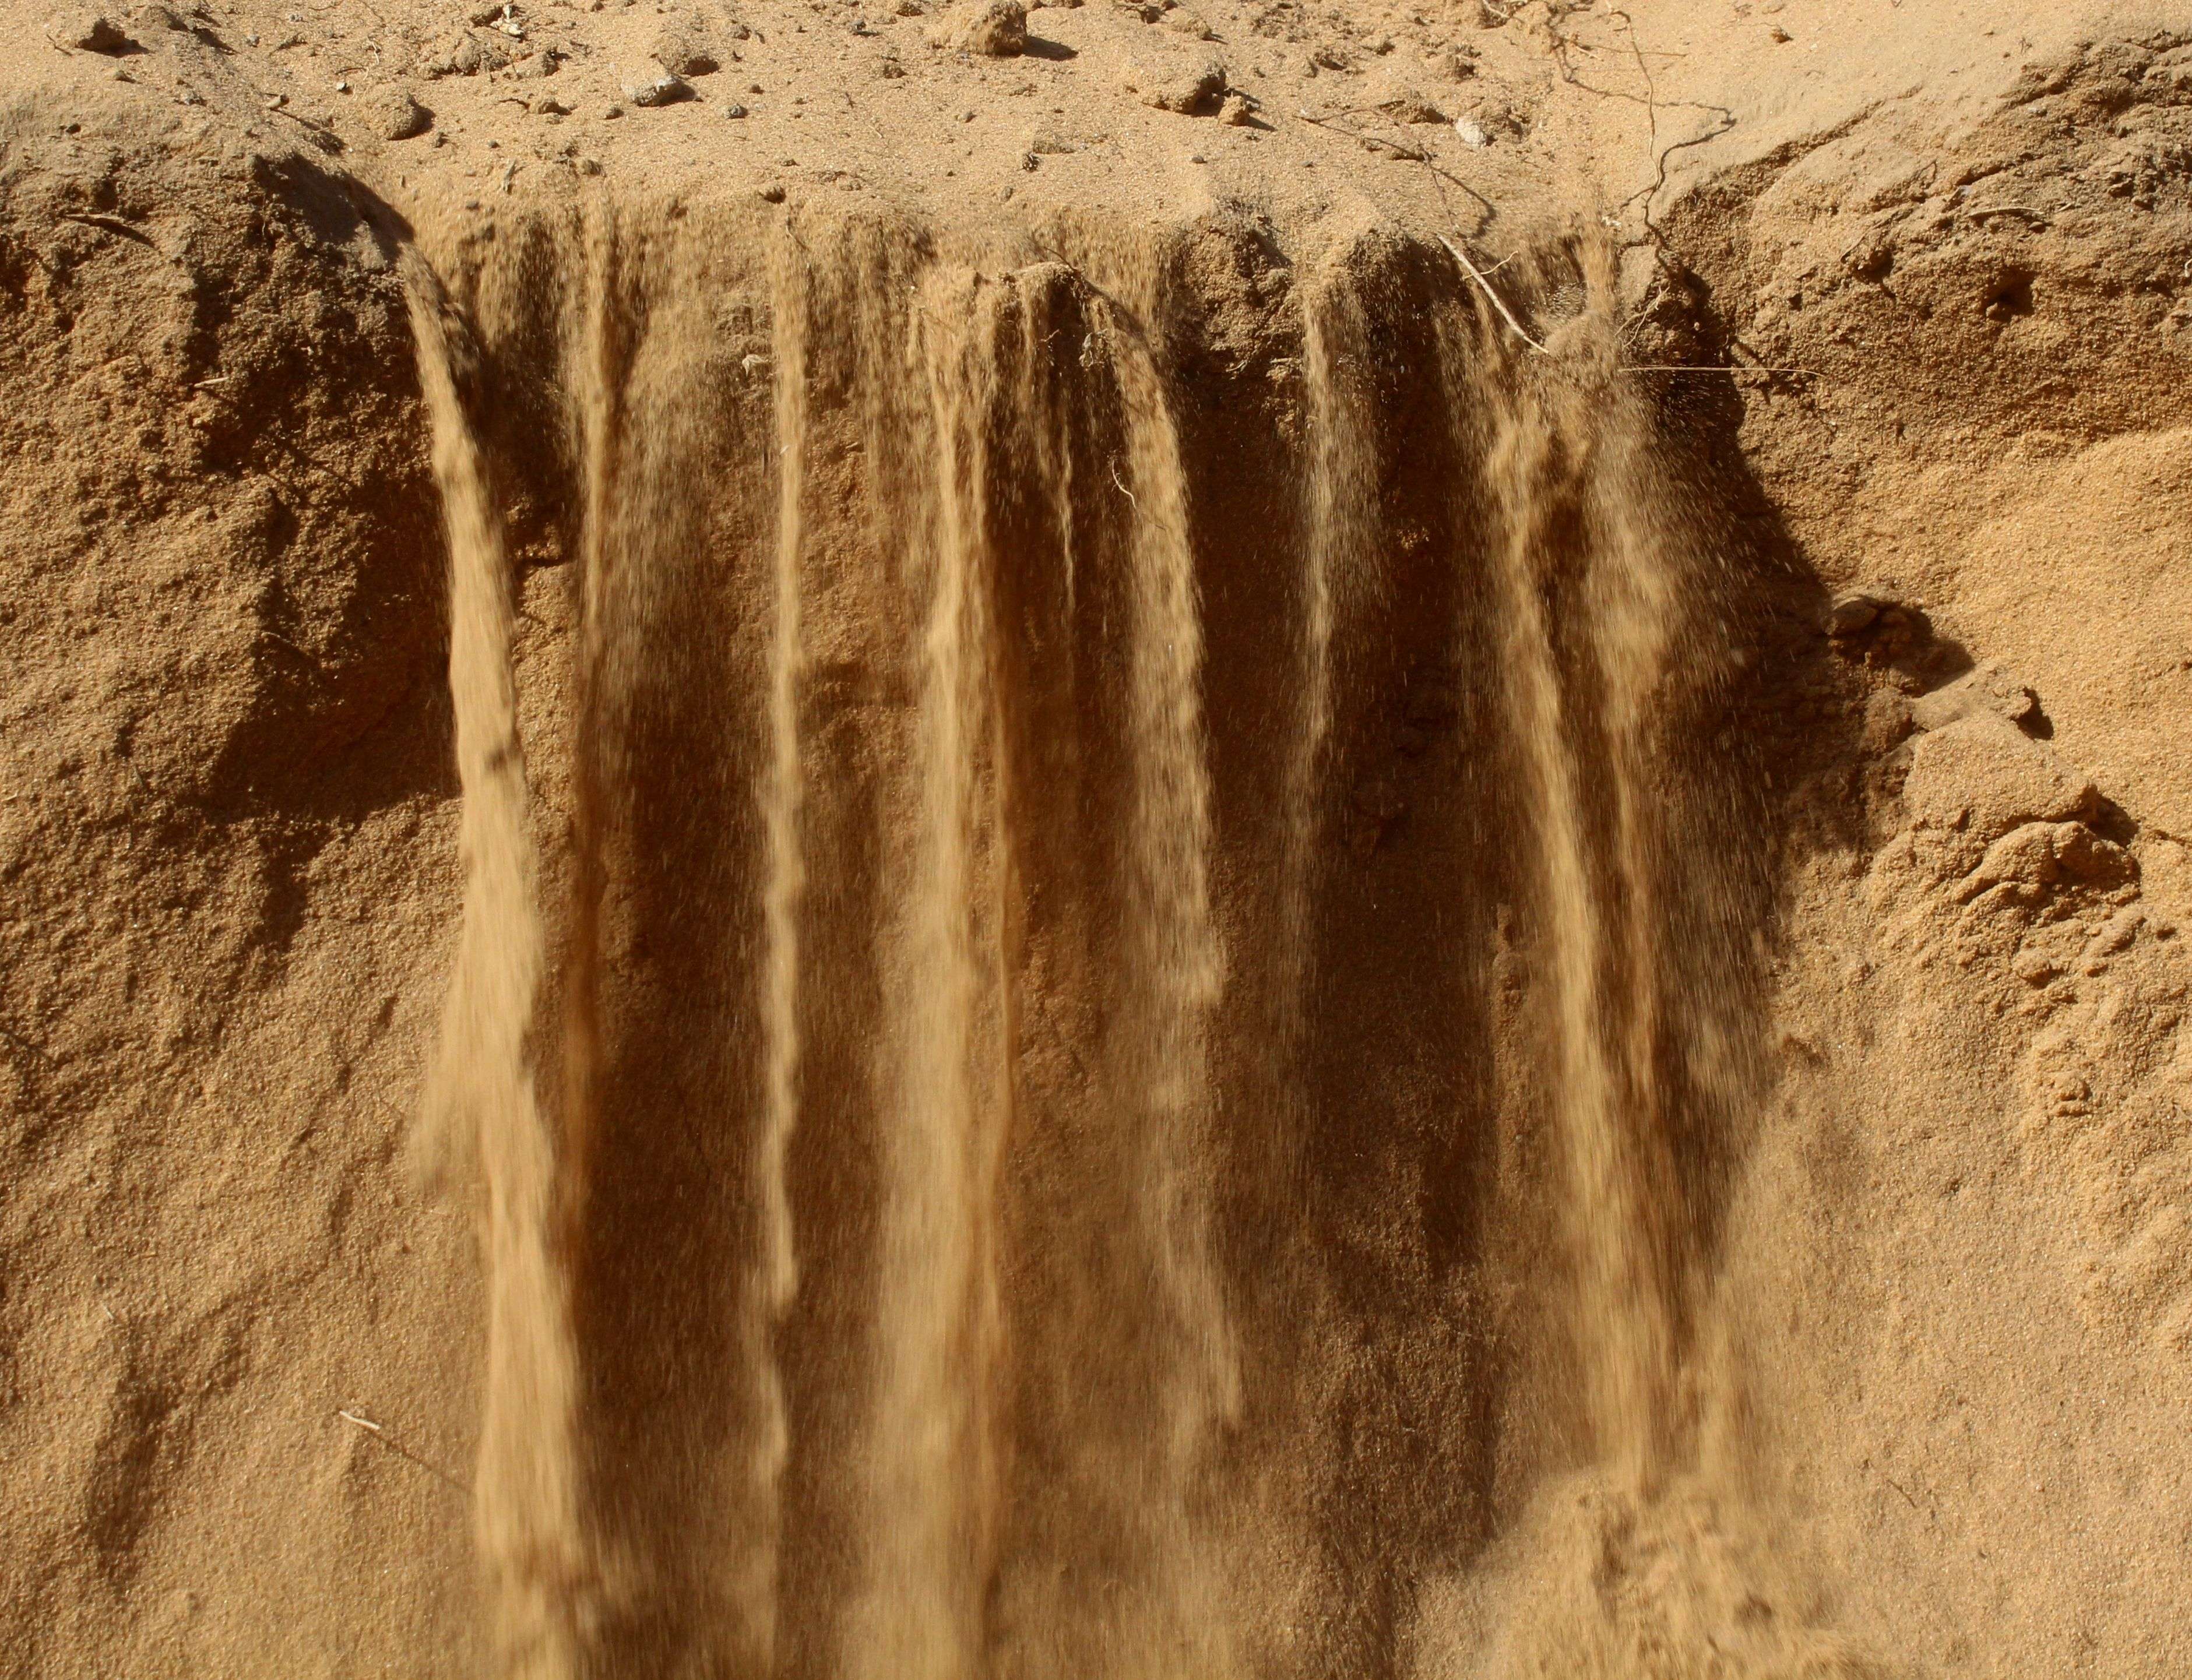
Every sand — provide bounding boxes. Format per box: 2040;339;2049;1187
3;1;2191;1676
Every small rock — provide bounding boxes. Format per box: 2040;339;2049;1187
880;53;907;77
1163;6;1212;38
534;95;571;116
429;33;511;77
759;183;787;203
1139;57;1227;115
723;102;749;118
629;73;695;107
371;89;432;140
1768;24;1793;43
653;21;719;76
1454;116;1489;148
1219;90;1254;126
928;0;1027;56
1823;590;1882;636
576;156;603;176
61;11;132;52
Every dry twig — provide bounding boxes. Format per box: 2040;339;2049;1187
336;1407;467;1494
1437;234;1547;355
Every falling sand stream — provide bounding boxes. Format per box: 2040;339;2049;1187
408;266;593;1680
410;205;1876;1680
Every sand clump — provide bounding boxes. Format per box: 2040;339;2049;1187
930;0;1030;58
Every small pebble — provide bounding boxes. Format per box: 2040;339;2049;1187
1825;591;1883;637
653;22;719;76
629;74;694;108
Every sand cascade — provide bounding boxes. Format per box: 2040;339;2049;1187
411;204;1864;1679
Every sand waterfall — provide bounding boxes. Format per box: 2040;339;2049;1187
411;207;1862;1680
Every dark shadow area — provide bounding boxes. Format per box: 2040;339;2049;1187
556;287;780;1677
190;165;448;825
1612;245;1884;1294
1153;224;1510;1680
247;152;369;244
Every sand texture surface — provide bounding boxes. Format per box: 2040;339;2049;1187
3;1;2191;1677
